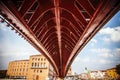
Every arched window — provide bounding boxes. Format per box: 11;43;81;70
41;63;43;68
35;63;37;67
44;63;46;68
32;62;34;67
38;63;39;68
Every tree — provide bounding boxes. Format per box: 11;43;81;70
116;64;120;75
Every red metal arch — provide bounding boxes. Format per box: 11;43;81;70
0;0;120;78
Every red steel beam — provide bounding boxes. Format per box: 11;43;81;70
19;0;36;18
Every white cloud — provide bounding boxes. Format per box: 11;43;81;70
113;48;120;58
75;48;115;65
0;21;40;70
99;53;113;58
0;22;7;31
72;47;120;74
74;56;90;63
99;59;111;64
88;58;111;64
90;48;114;58
0;42;39;58
102;37;111;43
90;39;97;46
82;57;90;62
91;48;110;54
74;56;81;62
99;26;120;42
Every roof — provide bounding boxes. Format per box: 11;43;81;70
30;54;42;57
107;67;116;70
10;59;29;62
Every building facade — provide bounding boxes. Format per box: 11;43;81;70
106;68;119;79
66;67;72;76
63;67;72;80
7;55;55;80
7;60;29;79
0;70;7;78
89;70;107;79
27;55;54;80
7;54;72;80
78;67;119;80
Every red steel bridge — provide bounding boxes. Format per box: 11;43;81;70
0;0;120;78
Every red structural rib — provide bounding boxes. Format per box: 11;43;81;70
0;0;120;78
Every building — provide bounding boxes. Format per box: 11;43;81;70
78;67;120;80
66;67;72;76
7;54;72;80
7;60;29;79
89;70;107;79
106;68;119;79
7;54;55;80
63;67;73;80
0;70;7;78
79;73;88;79
27;55;54;80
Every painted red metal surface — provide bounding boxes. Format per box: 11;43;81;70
0;0;120;78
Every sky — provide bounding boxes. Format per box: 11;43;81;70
0;11;120;74
72;11;120;74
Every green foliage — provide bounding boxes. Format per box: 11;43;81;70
116;64;120;75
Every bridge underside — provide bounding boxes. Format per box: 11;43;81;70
0;0;120;78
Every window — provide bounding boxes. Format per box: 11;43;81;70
39;63;40;67
32;58;34;60
32;62;34;67
37;70;39;73
20;68;21;71
44;58;46;61
26;69;28;71
41;58;43;61
34;69;36;72
40;70;42;73
38;63;39;67
44;63;46;68
41;63;43;68
35;63;37;67
23;68;25;71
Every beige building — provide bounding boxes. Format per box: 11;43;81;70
106;68;119;79
27;55;54;80
7;54;55;80
66;67;72;76
7;54;72;80
7;60;29;79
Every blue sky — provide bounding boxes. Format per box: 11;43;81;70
0;11;120;74
72;11;120;74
